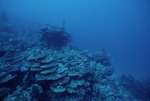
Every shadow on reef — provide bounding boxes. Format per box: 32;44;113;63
0;19;150;101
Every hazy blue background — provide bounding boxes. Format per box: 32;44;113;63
0;0;150;79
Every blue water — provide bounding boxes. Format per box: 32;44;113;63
0;0;150;79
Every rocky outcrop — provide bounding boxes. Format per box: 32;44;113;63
40;25;71;48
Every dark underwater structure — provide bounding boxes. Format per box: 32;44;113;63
0;19;150;101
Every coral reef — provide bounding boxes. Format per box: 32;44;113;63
19;47;117;100
0;20;150;101
119;74;150;100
